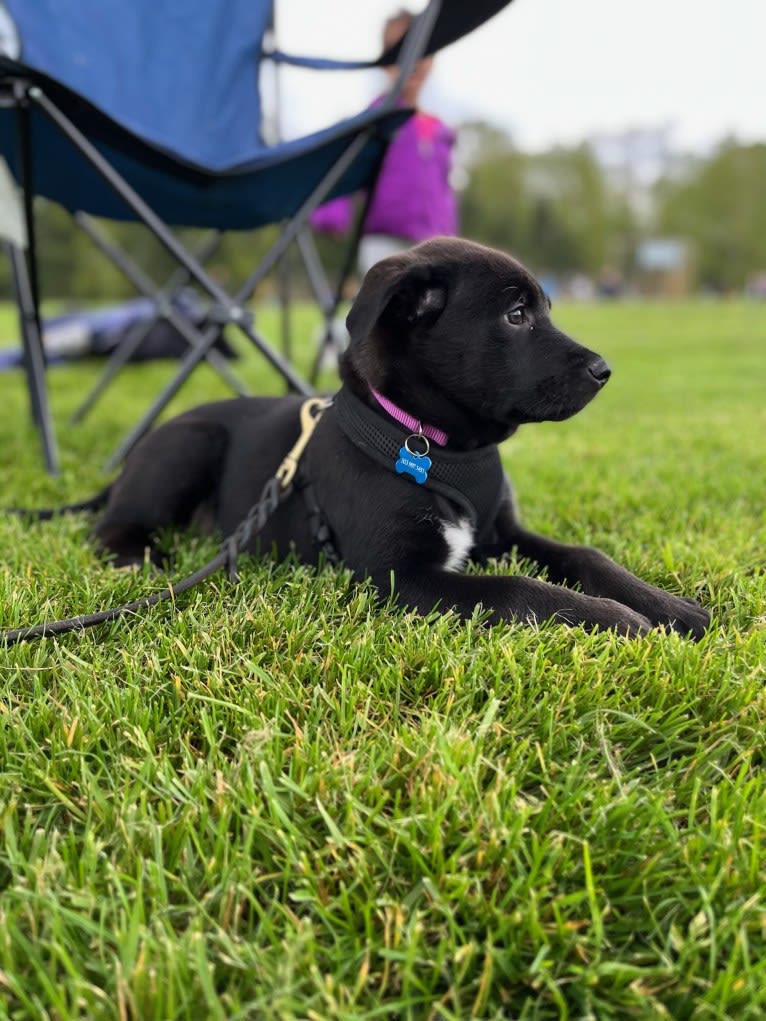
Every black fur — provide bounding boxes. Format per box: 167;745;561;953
92;238;709;638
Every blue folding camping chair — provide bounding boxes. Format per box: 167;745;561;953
0;0;513;473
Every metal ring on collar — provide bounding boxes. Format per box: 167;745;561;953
404;432;430;457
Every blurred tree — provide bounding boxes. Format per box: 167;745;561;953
4;134;764;302
654;141;766;291
459;140;528;255
458;125;637;278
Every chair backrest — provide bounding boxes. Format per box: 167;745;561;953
378;0;512;65
4;0;273;168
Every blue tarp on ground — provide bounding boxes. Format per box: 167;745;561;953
0;293;236;368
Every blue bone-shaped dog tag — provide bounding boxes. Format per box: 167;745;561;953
395;445;431;484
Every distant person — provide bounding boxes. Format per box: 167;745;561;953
311;8;458;275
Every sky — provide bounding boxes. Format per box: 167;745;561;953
273;0;765;157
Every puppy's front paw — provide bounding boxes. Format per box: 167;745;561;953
554;595;652;638
645;592;710;641
613;578;710;640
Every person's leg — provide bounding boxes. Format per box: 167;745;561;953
317;236;413;372
357;234;411;276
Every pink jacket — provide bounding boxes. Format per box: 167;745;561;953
311;106;457;242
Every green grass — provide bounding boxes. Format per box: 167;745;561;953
0;298;764;1020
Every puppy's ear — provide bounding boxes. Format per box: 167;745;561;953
346;256;447;345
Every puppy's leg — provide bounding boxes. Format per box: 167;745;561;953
95;419;228;566
501;524;710;640
372;567;651;637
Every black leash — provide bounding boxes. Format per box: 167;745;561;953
3;490;111;521
2;549;231;646
2;399;330;646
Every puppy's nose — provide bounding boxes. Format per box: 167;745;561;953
587;357;611;387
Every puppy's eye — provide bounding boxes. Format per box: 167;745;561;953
505;306;525;326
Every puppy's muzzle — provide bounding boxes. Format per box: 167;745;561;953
587;357;611;388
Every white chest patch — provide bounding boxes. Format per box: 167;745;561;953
441;517;475;572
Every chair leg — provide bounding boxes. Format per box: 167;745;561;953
7;242;59;475
276;230;335;384
70;219;249;424
29;83;312;392
300;229;348;385
28;84;394;469
306;144;382;386
276;236;294;375
102;312;298;473
297;229;336;320
71;314;162;425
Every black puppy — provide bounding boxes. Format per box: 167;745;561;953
94;237;709;638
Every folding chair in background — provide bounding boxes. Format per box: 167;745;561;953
0;0;513;473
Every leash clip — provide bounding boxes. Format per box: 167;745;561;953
276;397;330;492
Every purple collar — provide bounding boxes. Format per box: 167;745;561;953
370;388;449;447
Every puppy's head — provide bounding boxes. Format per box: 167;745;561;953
342;237;610;447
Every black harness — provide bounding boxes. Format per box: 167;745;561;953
332;386;507;534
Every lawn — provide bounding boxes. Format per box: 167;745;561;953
0;298;764;1020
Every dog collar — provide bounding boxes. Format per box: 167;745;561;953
370;388;449;447
333;387;505;531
